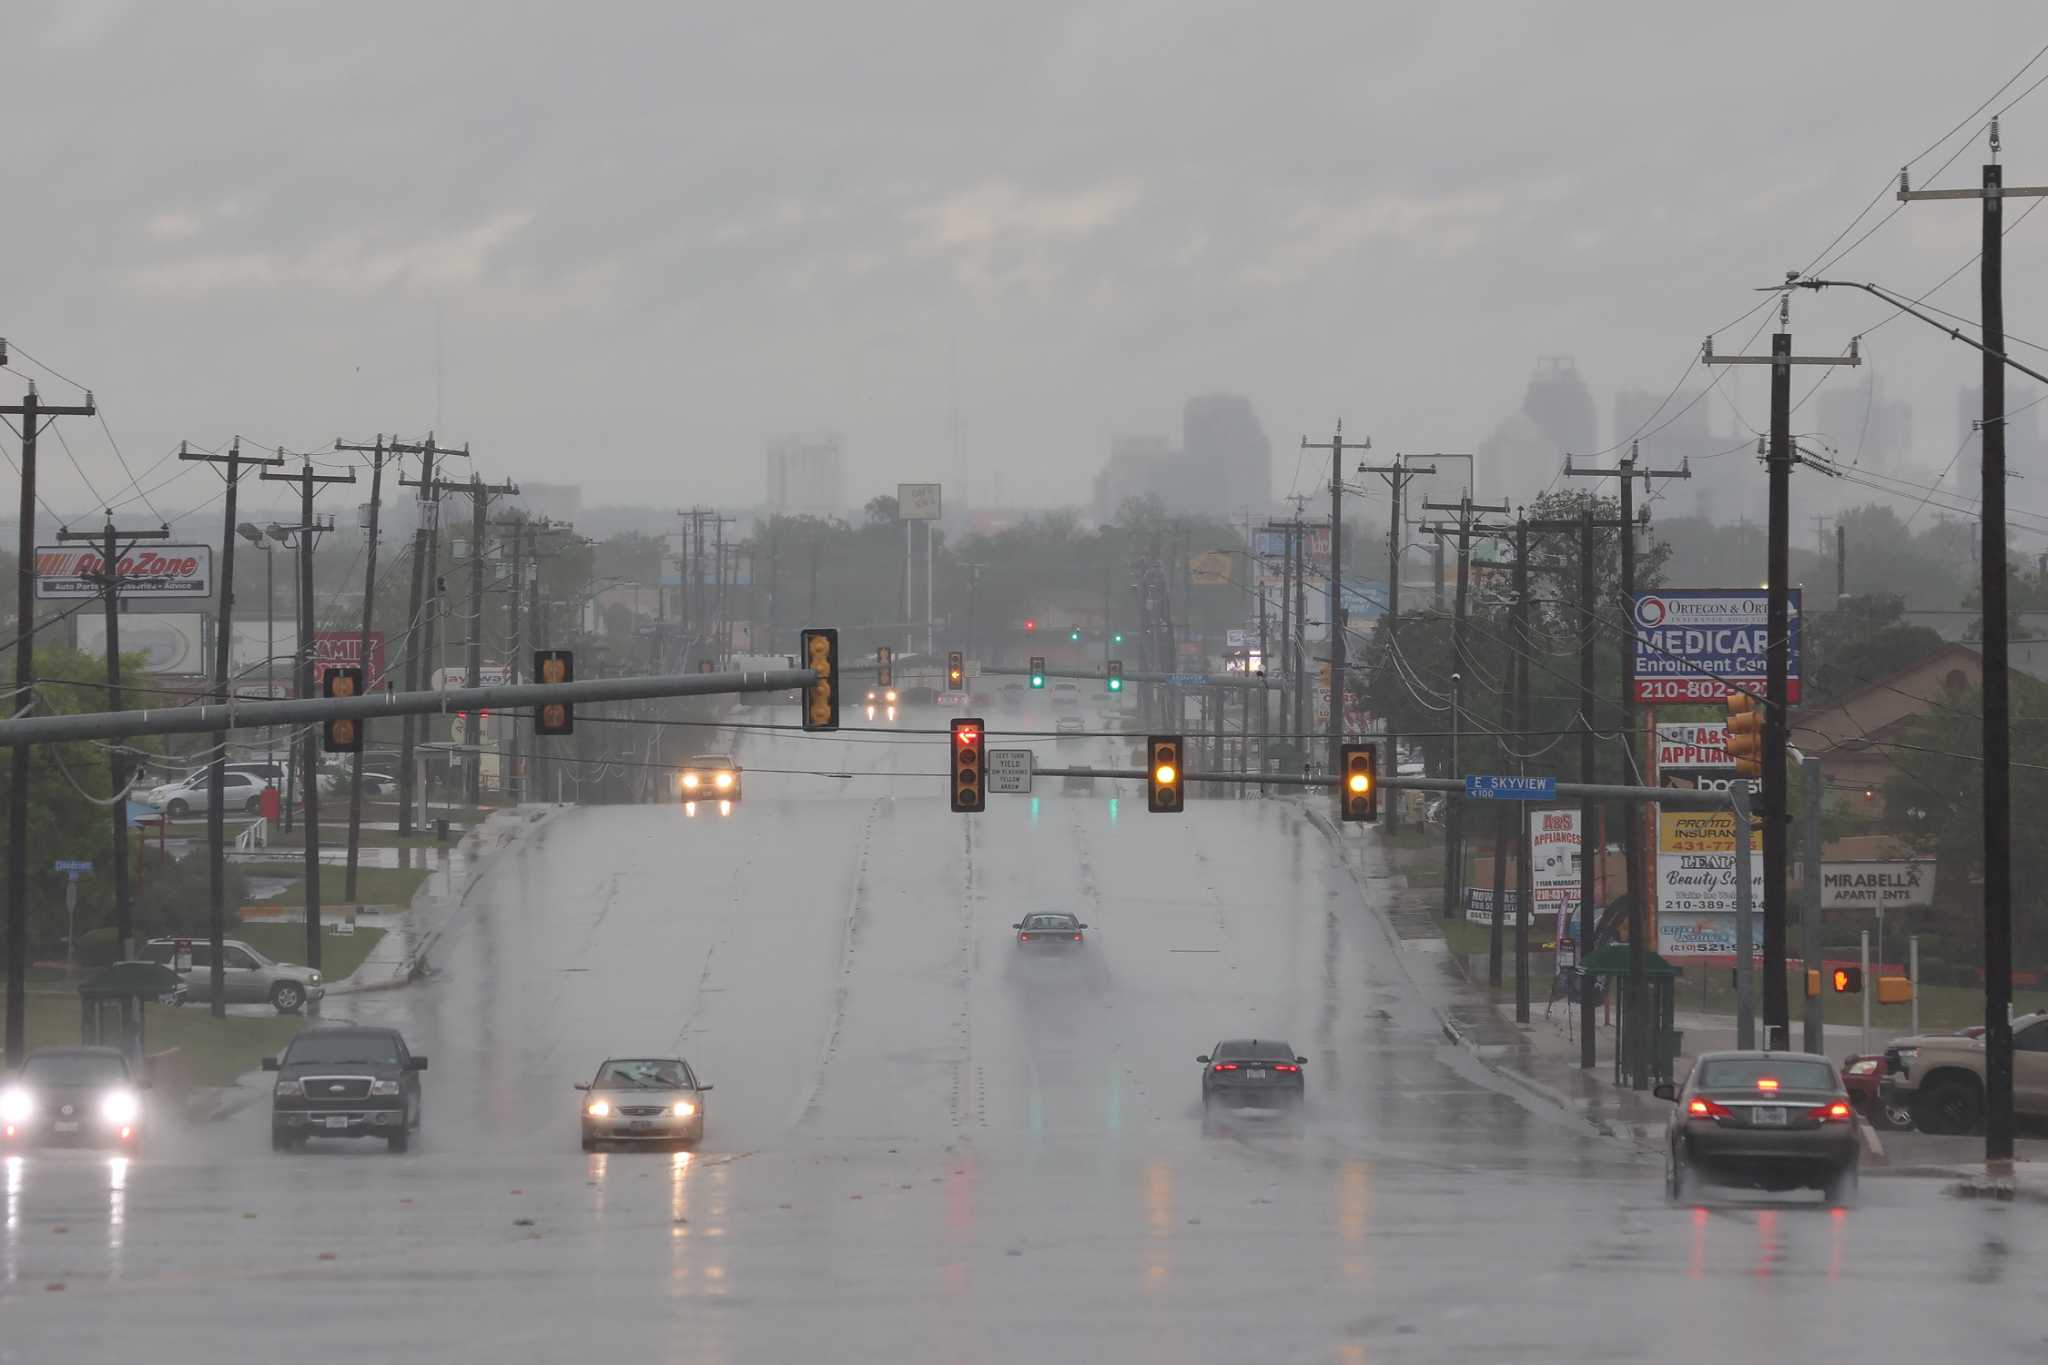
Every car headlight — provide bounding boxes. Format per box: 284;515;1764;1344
682;773;699;790
672;1100;696;1118
1893;1047;1917;1064
586;1099;611;1118
274;1079;303;1098
1845;1059;1879;1075
309;972;321;984
714;772;733;790
886;690;897;703
0;1088;33;1123
369;1080;400;1096
101;1091;140;1124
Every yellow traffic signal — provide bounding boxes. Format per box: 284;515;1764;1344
801;628;839;732
950;717;986;812
1806;969;1822;999
534;650;574;735
947;650;965;689
1147;734;1184;813
1340;743;1377;822
322;667;364;753
1724;690;1763;778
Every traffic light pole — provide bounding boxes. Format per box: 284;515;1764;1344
1704;307;1858;1051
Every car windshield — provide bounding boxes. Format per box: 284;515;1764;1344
1023;915;1077;930
21;1052;128;1086
688;756;734;768
597;1059;692;1089
1215;1041;1296;1061
1695;1057;1837;1091
287;1034;401;1067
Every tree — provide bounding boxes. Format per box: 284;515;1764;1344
863;495;899;527
1805;592;1948;706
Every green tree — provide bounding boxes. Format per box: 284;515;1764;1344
1805;592;1948;706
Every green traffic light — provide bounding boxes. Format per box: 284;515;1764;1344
1107;678;1122;692
1069;628;1081;642
1112;632;1124;644
1031;674;1044;689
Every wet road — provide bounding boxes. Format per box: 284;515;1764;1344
4;709;2042;1362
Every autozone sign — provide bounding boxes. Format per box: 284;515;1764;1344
1631;589;1801;703
34;545;213;598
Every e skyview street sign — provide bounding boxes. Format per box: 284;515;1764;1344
1464;774;1557;801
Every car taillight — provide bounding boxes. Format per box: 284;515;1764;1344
1808;1101;1853;1122
1211;1063;1239;1072
1687;1097;1733;1119
1018;933;1029;941
1273;1064;1299;1073
1072;934;1082;941
1756;1078;1780;1093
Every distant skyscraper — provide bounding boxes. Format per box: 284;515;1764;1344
1181;394;1272;519
1093;434;1175;524
1522;357;1597;459
515;482;582;525
1816;375;1913;471
1611;387;1732;521
764;433;846;517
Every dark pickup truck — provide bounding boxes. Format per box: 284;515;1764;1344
264;1025;427;1153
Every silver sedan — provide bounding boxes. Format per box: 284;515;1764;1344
576;1057;711;1151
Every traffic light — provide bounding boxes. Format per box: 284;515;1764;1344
1806;969;1821;999
1831;966;1863;995
534;650;574;735
699;660;715;674
1339;743;1377;822
801;628;839;732
1146;735;1184;814
1725;690;1763;778
1069;626;1081;642
1024;618;1037;633
1029;656;1045;689
947;650;965;689
950;717;986;813
322;667;364;753
1112;631;1124;644
877;646;893;688
1106;660;1123;693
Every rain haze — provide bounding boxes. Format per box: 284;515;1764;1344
4;3;2048;1363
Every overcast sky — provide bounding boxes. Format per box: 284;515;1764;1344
6;1;2047;530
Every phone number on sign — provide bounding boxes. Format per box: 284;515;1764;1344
1635;678;1746;703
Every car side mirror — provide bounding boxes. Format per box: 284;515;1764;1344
1078;923;1089;929
1653;1082;1677;1102
260;1057;279;1071
1011;923;1022;929
573;1082;590;1091
697;1084;713;1093
1295;1056;1308;1065
1196;1056;1211;1065
410;1056;429;1071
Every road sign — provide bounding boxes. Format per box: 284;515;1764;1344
1168;672;1208;687
52;859;94;874
1464;774;1557;801
898;483;943;520
988;749;1033;794
1631;589;1801;703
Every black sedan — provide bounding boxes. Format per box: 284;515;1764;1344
1199;1039;1307;1124
0;1047;149;1151
1013;912;1087;947
264;1026;427;1153
1657;1050;1859;1204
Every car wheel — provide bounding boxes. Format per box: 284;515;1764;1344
1823;1163;1859;1208
168;799;189;818
1867;1097;1913;1131
387;1130;409;1153
1913;1078;1983;1136
271;1128;288;1152
270;982;305;1014
244;795;262;813
581;1134;598;1153
1666;1143;1693;1203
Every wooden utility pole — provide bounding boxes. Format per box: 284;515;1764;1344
1354;449;1436;823
334;437;387;903
1299;424;1376;784
261;459;356;973
177;437;284;1019
53;518;171;962
391;437;467;833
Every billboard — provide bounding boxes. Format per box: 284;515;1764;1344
1655;722;1732;770
1631;589;1800;703
75;612;208;674
1529;808;1581;915
1815;861;1937;912
35;544;212;599
897;483;942;521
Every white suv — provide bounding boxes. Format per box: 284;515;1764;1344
144;771;272;818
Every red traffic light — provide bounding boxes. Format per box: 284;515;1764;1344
1024;618;1037;632
950;717;986;813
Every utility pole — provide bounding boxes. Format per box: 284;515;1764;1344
4;381;96;1062
1704;296;1859;1051
391;437;458;835
1896;131;2045;1167
1489;517;1529;992
1268;522;1292;750
261;459;355;973
1564;443;1688;1089
1297;424;1373;781
1421;495;1511;922
177;437;283;1020
1293;517;1310;768
54;518;171;961
334;437;387;904
1356;450;1436;823
455;476;518;804
490;513;529;798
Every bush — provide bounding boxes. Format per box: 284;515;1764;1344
130;856;247;940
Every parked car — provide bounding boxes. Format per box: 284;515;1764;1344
144;770;272;817
264;1026;426;1152
1881;1013;2048;1135
0;1046;148;1151
319;769;394;796
140;937;323;1013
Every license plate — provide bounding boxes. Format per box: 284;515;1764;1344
1753;1106;1787;1127
325;1116;351;1130
1248;1069;1266;1080
629;1121;653;1131
54;1121;79;1134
